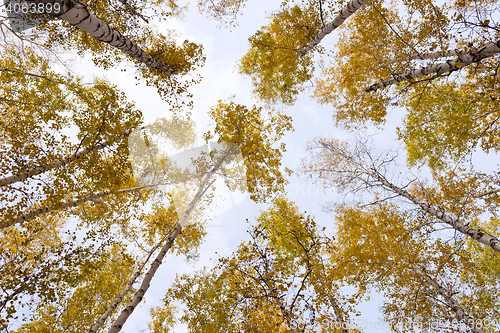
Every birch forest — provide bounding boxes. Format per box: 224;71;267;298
1;0;499;331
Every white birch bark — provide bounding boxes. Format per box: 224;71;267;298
327;295;348;333
106;226;181;333
382;47;470;65
299;0;369;57
316;141;500;254
107;143;237;333
0;128;133;188
411;266;485;333
2;184;156;230
88;242;161;333
367;170;500;253
31;0;175;74
366;40;500;92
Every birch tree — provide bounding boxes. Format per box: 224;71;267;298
0;52;201;329
0;50;205;232
365;39;500;92
300;137;500;253
310;0;450;125
0;213;126;327
156;198;360;333
299;137;500;331
2;0;185;64
0;51;148;231
312;0;500;129
1;0;205;108
30;0;176;74
238;0;500;139
330;202;500;332
9;200;207;333
80;100;293;332
11;242;137;333
238;0;370;105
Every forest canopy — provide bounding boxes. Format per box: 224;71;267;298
0;0;499;331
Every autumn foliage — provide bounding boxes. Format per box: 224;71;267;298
1;0;500;331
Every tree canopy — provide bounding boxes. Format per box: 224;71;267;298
1;0;500;331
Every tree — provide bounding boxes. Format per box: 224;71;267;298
364;39;500;92
0;47;207;230
0;0;298;330
285;0;500;323
0;213;118;326
81;100;294;332
239;0;370;105
238;0;500;146
157;198;361;333
300;137;500;253
31;0;177;74
312;0;500;133
0;50;148;232
7;0;500;331
330;202;499;332
2;0;205;108
1;27;294;327
0;49;205;329
299;135;500;330
3;0;184;65
203;100;294;202
11;242;137;333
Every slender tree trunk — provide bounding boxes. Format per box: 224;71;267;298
2;184;156;230
116;0;149;23
366;40;500;92
367;170;500;253
329;295;348;333
382;47;470;65
0;128;133;188
0;67;65;83
299;0;369;57
106;226;180;333
107;143;237;333
88;242;161;333
317;141;500;253
32;0;175;74
411;266;485;333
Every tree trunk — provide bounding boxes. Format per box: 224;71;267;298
329;296;349;333
2;184;155;230
366;40;500;92
316;140;500;254
381;47;470;65
0;128;133;188
106;227;181;333
299;0;370;57
88;242;161;333
32;0;175;74
411;266;485;333
107;143;237;333
368;170;500;254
